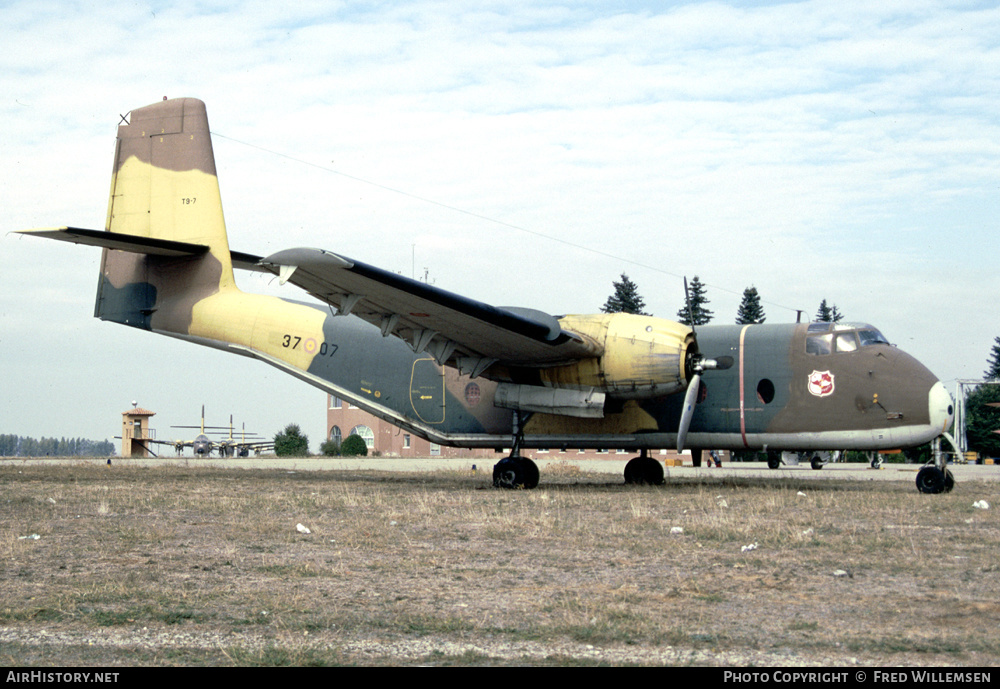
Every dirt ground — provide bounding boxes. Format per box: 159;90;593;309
2;460;998;666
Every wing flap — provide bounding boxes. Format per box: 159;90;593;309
260;247;602;368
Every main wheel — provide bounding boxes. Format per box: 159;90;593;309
493;456;540;489
766;450;781;470
944;469;955;492
915;466;946;494
810;455;824;470
624;456;664;485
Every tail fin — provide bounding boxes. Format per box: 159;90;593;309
96;98;236;329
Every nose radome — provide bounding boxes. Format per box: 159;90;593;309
928;381;954;433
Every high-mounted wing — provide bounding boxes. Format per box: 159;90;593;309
260;248;602;376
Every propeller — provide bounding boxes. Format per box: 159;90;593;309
676;277;729;452
677;367;702;453
677;355;725;452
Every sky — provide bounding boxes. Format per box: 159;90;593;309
3;0;998;451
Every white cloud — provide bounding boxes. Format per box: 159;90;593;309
3;0;998;442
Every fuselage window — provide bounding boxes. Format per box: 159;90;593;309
757;378;775;404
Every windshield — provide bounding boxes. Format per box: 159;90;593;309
806;323;889;354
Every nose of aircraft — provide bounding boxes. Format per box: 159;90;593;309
928;381;954;434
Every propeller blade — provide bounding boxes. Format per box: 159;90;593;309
677;371;701;452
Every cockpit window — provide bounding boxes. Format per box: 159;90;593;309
836;333;858;352
806;333;833;355
806;323;889;354
858;329;889;346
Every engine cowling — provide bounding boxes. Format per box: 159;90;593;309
539;313;695;399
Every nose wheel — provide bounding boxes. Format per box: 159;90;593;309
915;466;955;494
916;437;956;494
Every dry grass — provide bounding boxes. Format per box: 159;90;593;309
1;463;998;666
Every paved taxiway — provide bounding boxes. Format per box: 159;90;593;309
4;457;998;485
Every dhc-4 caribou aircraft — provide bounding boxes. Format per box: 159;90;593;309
137;406;273;458
19;98;957;492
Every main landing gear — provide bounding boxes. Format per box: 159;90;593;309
624;449;665;485
492;414;539;489
493;455;540;489
764;450;838;469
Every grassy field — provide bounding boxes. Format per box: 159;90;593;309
1;462;998;666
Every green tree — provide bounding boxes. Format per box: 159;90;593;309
319;439;341;456
273;424;309;457
601;273;650;315
0;435;114;457
815;299;844;323
340;434;368;457
965;383;1000;458
984;336;1000;380
735;286;766;324
677;276;713;326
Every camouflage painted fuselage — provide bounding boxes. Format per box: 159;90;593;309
43;98;954;454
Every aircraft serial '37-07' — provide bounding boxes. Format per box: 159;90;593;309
19;98;957;493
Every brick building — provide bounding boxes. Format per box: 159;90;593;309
325;394;703;463
326;395;492;458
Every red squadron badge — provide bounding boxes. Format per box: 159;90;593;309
807;370;835;397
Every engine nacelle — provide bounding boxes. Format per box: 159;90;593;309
540;313;694;399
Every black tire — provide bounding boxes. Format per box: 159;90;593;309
944;469;955;493
493;456;540;489
766;451;781;470
915;466;946;494
624;456;665;485
521;458;540;489
811;455;824;470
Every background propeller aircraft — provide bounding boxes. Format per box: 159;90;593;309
166;407;273;457
19;98;956;492
214;418;274;457
132;406;272;457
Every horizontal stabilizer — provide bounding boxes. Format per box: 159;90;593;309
18;227;265;269
18;227;210;257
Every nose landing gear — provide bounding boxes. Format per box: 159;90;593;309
915;436;956;494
